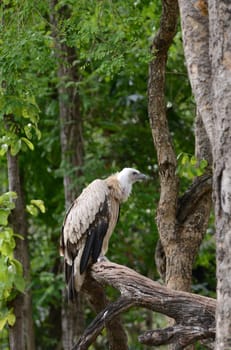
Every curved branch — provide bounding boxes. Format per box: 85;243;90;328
73;261;216;349
72;297;132;350
155;173;212;281
139;325;215;348
177;173;212;223
82;275;128;350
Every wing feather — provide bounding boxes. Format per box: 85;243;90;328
61;179;113;294
80;196;109;273
92;219;109;262
79;227;95;274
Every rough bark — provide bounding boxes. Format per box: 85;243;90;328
56;43;84;206
209;2;231;347
148;0;179;255
195;111;212;165
49;5;84;207
72;261;216;350
178;0;214;144
7;150;35;350
178;1;231;348
149;3;213;350
149;0;212;295
56;39;85;350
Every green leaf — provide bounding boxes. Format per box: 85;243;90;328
11;259;25;292
181;154;189;165
0;209;10;226
0;144;8;156
190;155;197;166
0;192;17;208
0;316;8;331
0;237;15;256
7;311;16;326
24;124;33;139
199;159;208;170
26;204;38;216
10;139;21;156
13;274;26;293
21;137;34;151
13;233;24;240
30;199;46;213
0;309;16;330
188;166;198;179
35;128;42;140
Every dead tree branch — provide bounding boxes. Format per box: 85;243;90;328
139;325;215;349
72;261;216;349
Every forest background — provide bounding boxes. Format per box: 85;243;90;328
0;0;216;349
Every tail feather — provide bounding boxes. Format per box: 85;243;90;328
64;261;78;301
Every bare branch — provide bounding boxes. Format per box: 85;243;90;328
139;325;215;348
72;297;132;350
72;261;216;349
82;276;128;350
177;174;212;223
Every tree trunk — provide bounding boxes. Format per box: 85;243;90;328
49;2;85;348
178;0;231;348
209;2;231;348
49;3;128;349
7;151;35;350
149;2;213;349
56;43;84;207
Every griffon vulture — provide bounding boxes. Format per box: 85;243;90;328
60;168;147;299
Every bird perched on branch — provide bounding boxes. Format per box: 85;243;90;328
60;168;147;299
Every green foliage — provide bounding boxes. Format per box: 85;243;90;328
26;199;46;216
177;153;208;180
0;191;17;226
0;0;52;158
0;192;25;330
66;0;156;79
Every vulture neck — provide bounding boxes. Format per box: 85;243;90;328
106;174;132;203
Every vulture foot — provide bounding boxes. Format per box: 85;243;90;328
97;255;110;263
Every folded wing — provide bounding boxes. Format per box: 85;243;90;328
60;179;119;296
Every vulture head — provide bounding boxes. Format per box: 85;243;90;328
117;167;147;201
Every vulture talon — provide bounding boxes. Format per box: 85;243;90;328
97;255;109;263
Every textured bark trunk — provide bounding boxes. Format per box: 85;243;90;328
148;0;179;251
178;0;214;144
209;2;231;348
7;151;35;350
56;43;84;206
178;0;231;348
149;2;212;349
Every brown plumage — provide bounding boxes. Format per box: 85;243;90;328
60;168;146;298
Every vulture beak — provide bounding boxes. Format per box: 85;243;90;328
136;172;148;181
